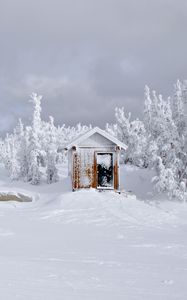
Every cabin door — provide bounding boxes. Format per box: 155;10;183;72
96;153;114;189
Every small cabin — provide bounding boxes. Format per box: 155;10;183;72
66;127;127;192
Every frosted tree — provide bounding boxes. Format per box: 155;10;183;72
171;80;187;189
107;107;147;166
128;119;147;166
152;157;177;198
26;93;45;184
46;148;59;184
0;91;94;184
28;149;41;185
143;85;152;134
172;80;186;136
105;123;118;138
47;116;57;147
0;138;4;163
144;87;178;164
19;126;31;180
106;82;187;200
2;132;20;180
9;137;20;180
27;129;41;183
3;134;13;174
143;83;187;200
174;181;187;202
146;140;158;168
114;108;131;144
46;116;59;183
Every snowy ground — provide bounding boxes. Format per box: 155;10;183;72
0;164;187;299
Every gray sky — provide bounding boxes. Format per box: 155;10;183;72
0;0;187;132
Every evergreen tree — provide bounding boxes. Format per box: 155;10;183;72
107;107;147;166
46;148;59;184
28;149;41;185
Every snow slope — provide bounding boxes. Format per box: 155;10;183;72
0;165;187;299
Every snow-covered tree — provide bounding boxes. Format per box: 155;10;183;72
172;80;186;137
144;85;152;134
19;126;30;180
46;149;59;184
0;92;92;185
106;107;147;166
144;82;187;200
46;116;59;184
107;80;187;200
9;138;20;180
152;157;177;198
28;149;41;185
0;138;5;163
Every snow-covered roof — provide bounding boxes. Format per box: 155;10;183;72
66;127;127;150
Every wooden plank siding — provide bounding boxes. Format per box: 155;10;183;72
72;152;80;190
114;148;120;191
92;153;97;188
71;147;121;192
114;158;119;190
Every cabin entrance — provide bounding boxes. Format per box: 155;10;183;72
96;153;114;189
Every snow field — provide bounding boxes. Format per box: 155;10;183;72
0;165;186;299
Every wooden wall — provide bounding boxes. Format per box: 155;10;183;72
71;147;120;191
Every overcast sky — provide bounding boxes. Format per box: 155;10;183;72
0;0;187;132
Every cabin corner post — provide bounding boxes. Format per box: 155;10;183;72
71;147;75;191
114;146;120;192
92;151;97;188
72;146;79;191
68;149;72;176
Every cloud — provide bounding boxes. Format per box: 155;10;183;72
0;0;186;133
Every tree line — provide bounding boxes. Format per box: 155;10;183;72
0;80;186;200
106;80;187;200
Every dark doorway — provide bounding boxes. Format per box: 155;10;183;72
97;153;114;188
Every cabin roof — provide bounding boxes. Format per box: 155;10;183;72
66;126;127;150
